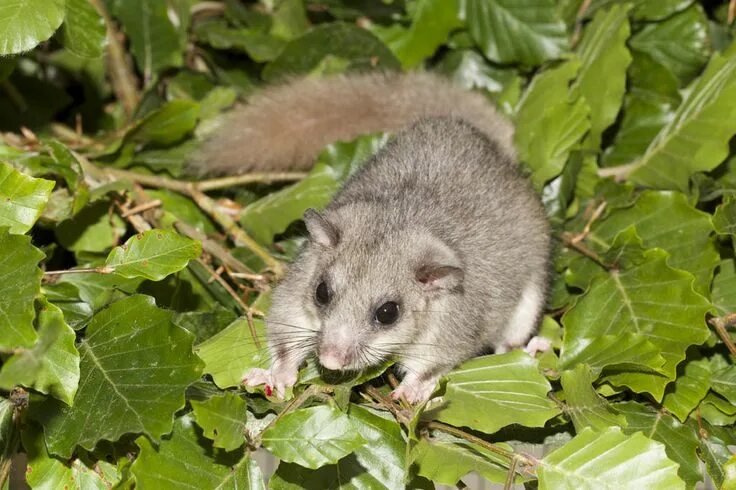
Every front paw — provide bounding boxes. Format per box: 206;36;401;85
391;377;439;404
242;367;297;399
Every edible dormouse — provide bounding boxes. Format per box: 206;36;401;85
192;73;551;402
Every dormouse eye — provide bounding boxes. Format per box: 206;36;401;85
375;302;400;325
315;281;330;306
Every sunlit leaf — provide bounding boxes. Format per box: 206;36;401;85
0;0;64;55
105;229;201;281
34;295;202;458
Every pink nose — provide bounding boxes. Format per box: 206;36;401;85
319;349;348;370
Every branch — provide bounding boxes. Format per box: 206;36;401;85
87;164;306;194
44;266;114;277
709;313;736;356
425;421;525;463
597;162;637;181
560;231;609;269
188;186;285;277
89;0;139;117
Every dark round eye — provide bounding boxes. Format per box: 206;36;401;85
374;302;400;325
315;281;330;306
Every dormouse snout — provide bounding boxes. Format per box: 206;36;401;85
319;345;351;370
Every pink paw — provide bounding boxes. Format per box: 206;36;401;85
524;336;552;357
391;378;438;404
242;367;297;399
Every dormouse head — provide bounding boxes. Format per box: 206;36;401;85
288;205;464;372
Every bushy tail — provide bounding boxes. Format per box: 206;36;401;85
190;72;515;174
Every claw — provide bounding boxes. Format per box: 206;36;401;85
524;336;552;357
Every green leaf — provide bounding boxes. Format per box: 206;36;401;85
572;3;632;148
713;260;736;320
269;405;406;490
662;358;712;422
34;295;202;458
560;365;626;432
411;433;513;485
262;405;366;469
191;392;247;452
464;0;567;66
263;23;401;81
0;398;18;482
46;140;90;217
0;230;44;351
0;162;55;234
538;427;685;489
699;436;732;489
561;243;711;400
435;49;519;96
129;99;200;146
712;365;736;406
104;229;201;281
436;351;560;434
586;190;718;294
629;5;710;84
23;423;117;490
629;0;693;21
616;402;703;488
63;0;107;58
112;0;183;81
56;270;143;311
56;201;127;253
699;392;736;426
0;0;65;55
0;299;80;405
378;0;462;69
131;415;265;490
714;196;736;238
628;44;736;191
196;317;269;388
515;60;590;188
557;333;665;375
194;20;286;63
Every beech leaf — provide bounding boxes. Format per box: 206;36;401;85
33;295;202;458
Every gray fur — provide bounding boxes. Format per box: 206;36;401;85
255;117;550;401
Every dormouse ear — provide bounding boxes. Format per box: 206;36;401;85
414;238;464;292
304;208;340;248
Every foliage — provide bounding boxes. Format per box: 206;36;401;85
0;0;735;488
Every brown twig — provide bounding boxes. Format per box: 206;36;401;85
89;0;139;117
571;201;607;245
729;0;736;25
570;0;592;48
504;455;519;490
708;313;736;356
44;266;114;276
188;185;284;277
426;421;534;466
86;164;306;194
560;231;609;269
364;386;412;426
120;199;162;217
597;162;637;181
174;221;257;277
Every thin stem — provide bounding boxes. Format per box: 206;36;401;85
188;186;284;277
364;386;412;426
729;0;735;25
426;421;530;465
175;221;256;276
597;162;637;180
560;232;609;269
709;313;736;356
86;164;305;194
44;266;114;276
89;0;139;117
504;455;519;490
120;199;162;217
